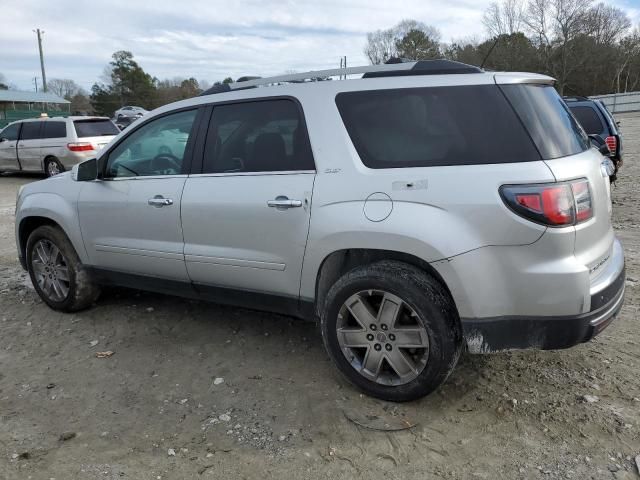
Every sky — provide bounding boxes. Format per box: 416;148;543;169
1;0;640;92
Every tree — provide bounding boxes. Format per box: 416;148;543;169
90;51;157;116
47;78;83;100
396;29;441;60
483;0;526;37
364;20;441;64
0;72;8;90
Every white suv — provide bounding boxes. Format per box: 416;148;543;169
14;60;625;401
0;116;119;176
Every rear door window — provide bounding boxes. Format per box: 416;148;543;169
20;122;41;140
335;85;540;169
500;84;589;159
567;106;605;135
202;99;315;173
74;119;119;138
42;121;67;139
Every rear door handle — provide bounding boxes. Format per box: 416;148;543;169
148;196;173;207
267;196;303;209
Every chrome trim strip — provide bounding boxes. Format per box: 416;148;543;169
187;170;315;178
185;254;285;271
95;244;184;261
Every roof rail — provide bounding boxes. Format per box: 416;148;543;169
200;60;482;96
562;95;589;102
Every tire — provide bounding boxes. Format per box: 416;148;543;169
26;225;100;312
320;261;462;402
44;157;64;177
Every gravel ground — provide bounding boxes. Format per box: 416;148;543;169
0;115;638;480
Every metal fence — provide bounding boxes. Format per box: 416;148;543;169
590;91;640;113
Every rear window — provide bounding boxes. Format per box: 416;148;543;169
335;85;540;169
567;106;604;135
73;119;119;138
500;84;589;159
43;121;67;139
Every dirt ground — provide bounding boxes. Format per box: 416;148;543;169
0;116;638;480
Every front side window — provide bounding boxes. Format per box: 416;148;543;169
105;109;197;178
336;85;541;169
0;123;20;141
203;99;315;173
20;122;41;141
43;122;67;139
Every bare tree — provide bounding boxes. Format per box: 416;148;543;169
483;0;526;37
48;78;85;100
584;3;631;45
364;28;397;64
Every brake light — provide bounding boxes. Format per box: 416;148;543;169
67;142;94;152
605;136;617;155
501;179;592;227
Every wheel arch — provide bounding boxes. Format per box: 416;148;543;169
313;248;455;319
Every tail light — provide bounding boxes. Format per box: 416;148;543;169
604;136;617;155
67;142;94;152
500;179;593;227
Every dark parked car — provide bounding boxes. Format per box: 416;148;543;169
564;96;623;179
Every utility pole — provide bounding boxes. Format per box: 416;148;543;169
34;28;47;92
33;76;39;92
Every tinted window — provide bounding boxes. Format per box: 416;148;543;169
336;85;540;169
0;123;20;141
43;121;67;139
568;106;604;135
20;122;41;140
74;119;119;138
203;99;315;173
501;84;589;159
106;109;197;178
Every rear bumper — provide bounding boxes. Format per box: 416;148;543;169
462;265;625;353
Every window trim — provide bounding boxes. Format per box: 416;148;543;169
99;106;206;180
194;95;316;175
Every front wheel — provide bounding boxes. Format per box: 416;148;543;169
26;225;100;312
320;261;462;402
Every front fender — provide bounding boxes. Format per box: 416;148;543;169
15;192;89;264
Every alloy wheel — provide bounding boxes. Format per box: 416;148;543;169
336;290;430;386
31;239;70;302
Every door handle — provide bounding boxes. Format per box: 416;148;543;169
267;196;303;209
148;196;174;207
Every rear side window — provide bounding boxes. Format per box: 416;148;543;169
20;122;41;140
335;85;540;169
42;121;67;139
1;123;20;141
501;84;589;159
74;119;119;138
568;106;604;135
203;99;315;173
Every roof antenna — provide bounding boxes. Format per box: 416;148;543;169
480;37;500;69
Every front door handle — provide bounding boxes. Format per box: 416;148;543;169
267;196;303;210
148;196;174;207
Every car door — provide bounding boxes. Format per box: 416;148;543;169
181;98;316;300
17;121;44;171
0;122;21;171
77;107;202;281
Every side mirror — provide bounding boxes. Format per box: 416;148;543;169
588;134;610;156
72;158;98;182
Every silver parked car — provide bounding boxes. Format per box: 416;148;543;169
114;106;148;120
14;61;625;401
0;116;119;177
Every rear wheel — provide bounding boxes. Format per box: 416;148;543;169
320;261;462;402
26;225;100;312
44;157;64;177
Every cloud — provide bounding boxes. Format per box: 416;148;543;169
0;0;637;91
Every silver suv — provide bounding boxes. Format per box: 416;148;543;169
14;61;626;401
0;116;119;177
